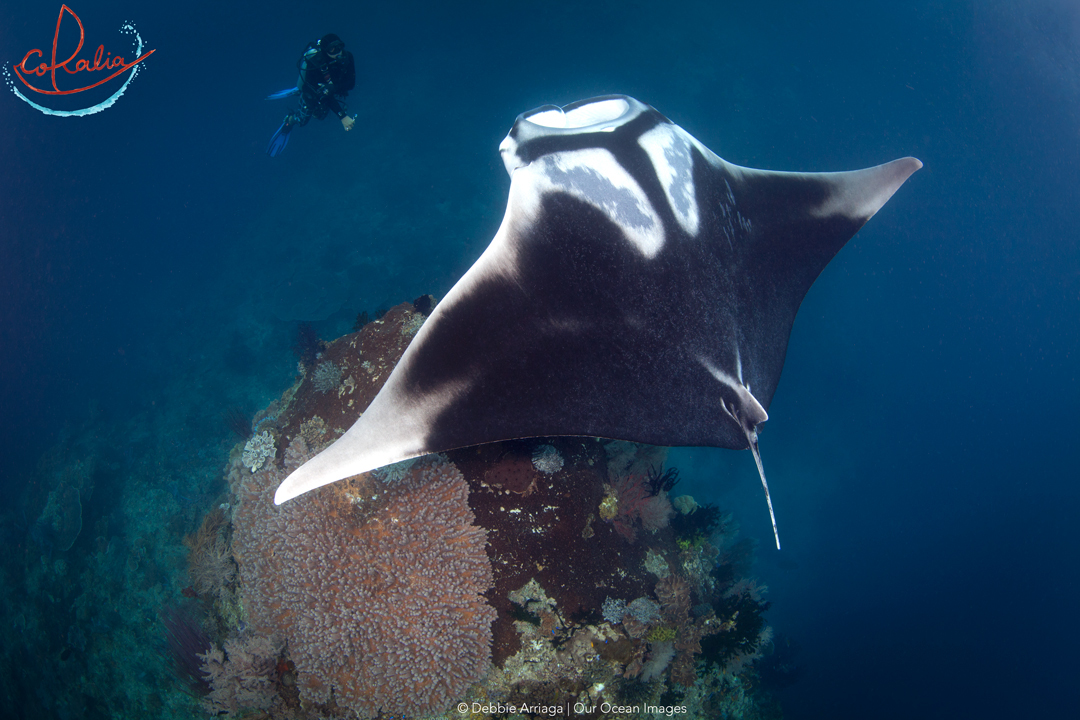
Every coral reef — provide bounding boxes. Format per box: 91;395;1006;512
184;507;234;596
241;430;275;472
628;596;662;625
31;481;83;552
532;443;565;474
183;506;241;632
640;639;675;681
311;360;343;394
672;494;700;515
297;415;331;450
607;472;675;541
400;308;426;337
603;596;628;625
233;446;496;718
412;293;436;316
199;635;284;715
644;548;671;579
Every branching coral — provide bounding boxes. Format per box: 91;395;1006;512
602;597;628;625
628;596;661;625
701;578;772;675
311;360;343;394
400;310;426;337
183;507;241;631
233;445;495;718
184;507;235;598
609;474;674;541
198;635;283;715
297;416;330;450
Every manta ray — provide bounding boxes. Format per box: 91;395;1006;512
275;95;921;549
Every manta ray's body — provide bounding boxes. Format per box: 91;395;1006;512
274;96;921;548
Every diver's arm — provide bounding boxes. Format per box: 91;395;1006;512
324;94;343;115
322;91;353;130
334;55;356;131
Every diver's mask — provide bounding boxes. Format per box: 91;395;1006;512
325;41;345;60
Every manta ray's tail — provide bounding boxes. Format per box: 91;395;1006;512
745;429;781;550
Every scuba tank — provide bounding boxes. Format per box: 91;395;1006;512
295;41;321;93
265;41;326;103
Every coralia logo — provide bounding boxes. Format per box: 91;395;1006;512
4;4;155;117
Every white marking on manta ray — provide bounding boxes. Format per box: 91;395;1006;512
668;135;753;249
527;107;566;128
809;162;922;222
531;148;664;258
699;356;781;549
638;125;700;236
529;97;630;129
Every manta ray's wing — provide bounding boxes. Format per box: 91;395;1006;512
712;156;923;413
274;97;920;524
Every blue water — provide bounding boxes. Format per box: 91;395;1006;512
2;1;1077;718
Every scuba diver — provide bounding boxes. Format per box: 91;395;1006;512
266;34;356;157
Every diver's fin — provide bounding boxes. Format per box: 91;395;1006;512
267;121;292;157
266;87;300;100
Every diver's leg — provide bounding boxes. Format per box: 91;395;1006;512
268;102;312;157
279;99;312;131
292;98;314;127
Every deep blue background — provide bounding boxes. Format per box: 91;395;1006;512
2;1;1077;717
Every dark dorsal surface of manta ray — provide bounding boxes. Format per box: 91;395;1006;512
274;95;921;549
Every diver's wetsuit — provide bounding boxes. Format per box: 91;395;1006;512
290;49;356;126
